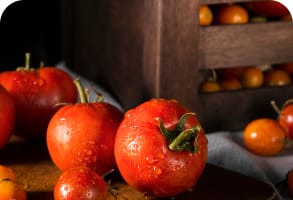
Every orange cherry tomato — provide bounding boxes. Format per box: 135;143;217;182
199;79;222;93
0;165;26;200
241;67;264;89
215;4;249;25
243;118;286;156
275;63;293;76
199;5;213;26
0;180;26;200
0;165;16;182
264;69;291;87
219;78;242;91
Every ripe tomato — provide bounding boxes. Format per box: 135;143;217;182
0;53;77;138
288;168;293;196
199;79;222;93
114;98;208;197
264;69;291;87
47;78;123;175
241;66;264;89
275;62;293;76
219;78;242;91
0;165;26;200
54;166;107;200
0;84;15;149
244;1;289;18
0;179;27;200
199;5;213;26
0;165;16;181
273;100;293;140
243;118;286;156
215;4;249;25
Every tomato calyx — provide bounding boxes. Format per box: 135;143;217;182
73;78;104;103
157;112;201;153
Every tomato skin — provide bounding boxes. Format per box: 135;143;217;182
278;103;293;140
0;84;15;149
0;179;27;200
0;67;77;138
264;69;291;87
215;4;249;25
114;98;208;197
47;101;123;175
54;166;107;200
288;168;293;196
0;165;26;200
199;5;213;26
243;118;286;156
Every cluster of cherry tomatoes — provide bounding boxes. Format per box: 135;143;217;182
243;99;293;196
0;54;208;199
199;1;291;27
200;63;293;93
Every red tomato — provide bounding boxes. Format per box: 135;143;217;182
54;166;107;200
244;1;289;18
0;53;77;138
0;84;15;149
288;168;293;196
114;98;208;197
47;78;123;175
276;101;293;140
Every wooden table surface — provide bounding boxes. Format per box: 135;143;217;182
0;136;277;200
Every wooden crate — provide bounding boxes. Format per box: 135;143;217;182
61;0;293;132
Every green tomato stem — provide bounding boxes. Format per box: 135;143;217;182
73;78;89;103
168;127;200;152
157;112;201;153
16;52;33;71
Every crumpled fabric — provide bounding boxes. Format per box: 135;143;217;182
207;131;293;200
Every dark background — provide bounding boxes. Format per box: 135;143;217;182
0;0;61;71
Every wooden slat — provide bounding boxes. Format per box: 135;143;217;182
199;22;293;69
143;0;200;111
198;85;293;132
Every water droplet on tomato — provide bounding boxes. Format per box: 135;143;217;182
153;166;162;175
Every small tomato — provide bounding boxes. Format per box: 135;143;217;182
243;118;286;156
54;166;107;200
0;179;26;200
47;78;123;175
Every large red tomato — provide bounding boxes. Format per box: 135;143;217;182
0;84;15;149
0;53;77;138
114;98;208;197
244;1;289;18
47;78;123;175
